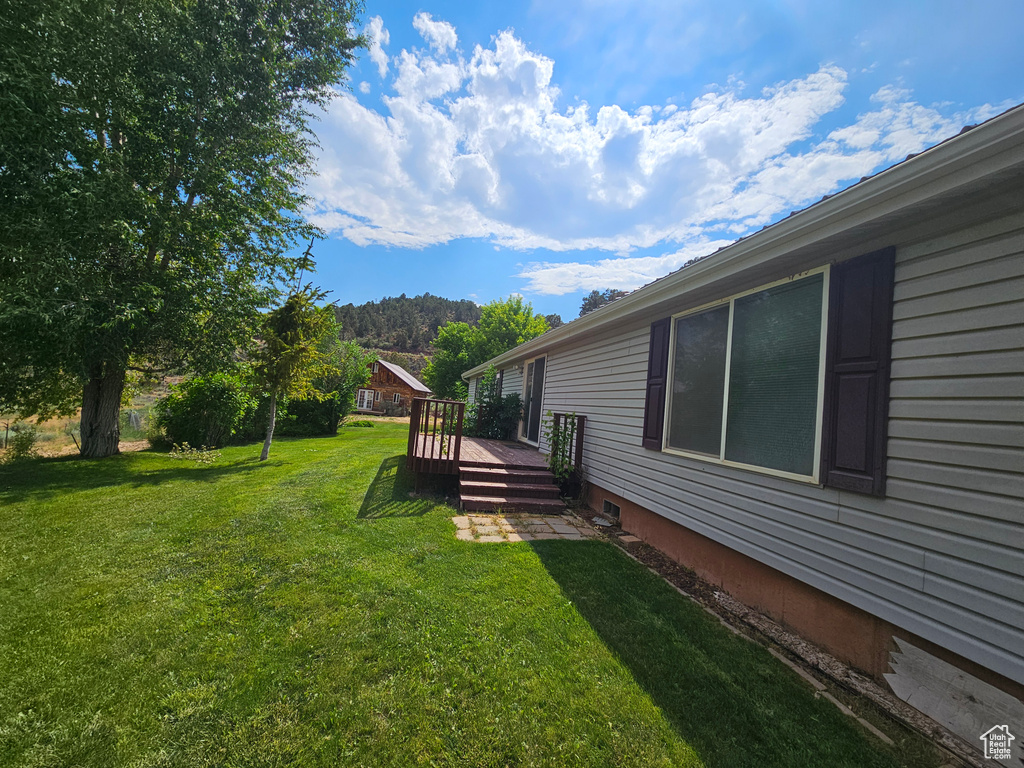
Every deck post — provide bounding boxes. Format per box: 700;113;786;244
407;397;424;471
574;414;586;472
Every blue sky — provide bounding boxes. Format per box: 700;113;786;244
303;0;1023;321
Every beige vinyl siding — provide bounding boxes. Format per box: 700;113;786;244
466;377;477;407
529;211;1024;685
502;365;524;406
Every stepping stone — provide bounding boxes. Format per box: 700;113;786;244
506;533;533;542
476;525;501;535
477;535;505;543
619;535;641;543
452;516;471;529
456;529;475;541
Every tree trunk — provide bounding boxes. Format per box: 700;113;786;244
80;361;126;458
260;391;277;461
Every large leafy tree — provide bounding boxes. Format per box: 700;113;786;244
422;322;477;400
579;289;628;317
423;296;550;399
0;0;363;457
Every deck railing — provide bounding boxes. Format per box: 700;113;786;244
407;397;465;475
550;412;586;473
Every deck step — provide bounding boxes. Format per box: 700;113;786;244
459;481;561;499
460;467;556;484
461;495;566;513
460;459;549;471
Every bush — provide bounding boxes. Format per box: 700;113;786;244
167;442;222;465
154;374;255;448
232;392;278;443
279;390;355;436
468;366;522;440
0;425;39;464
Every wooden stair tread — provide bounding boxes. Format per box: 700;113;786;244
461;495;566;511
460;459;549;471
460;481;558;492
460;466;554;478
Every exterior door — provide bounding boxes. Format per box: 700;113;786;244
357;389;375;411
519;356;546;444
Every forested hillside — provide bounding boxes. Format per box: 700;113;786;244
334;293;481;353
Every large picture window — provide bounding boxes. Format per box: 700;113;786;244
665;269;828;481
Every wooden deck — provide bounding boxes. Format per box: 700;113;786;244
405;398;564;513
413;436;547;470
459;437;548;469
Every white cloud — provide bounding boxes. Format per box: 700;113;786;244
358;81;371;94
365;16;390;78
413;12;458;53
516;239;735;295
312;17;991;295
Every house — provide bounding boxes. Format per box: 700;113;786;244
463;105;1024;718
356;360;431;416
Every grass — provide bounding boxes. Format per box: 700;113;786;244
0;422;941;767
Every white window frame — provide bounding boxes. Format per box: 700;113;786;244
662;266;830;484
357;388;375;411
372;361;379;373
393;393;401;404
374;390;381;402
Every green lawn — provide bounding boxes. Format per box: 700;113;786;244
0;422;939;767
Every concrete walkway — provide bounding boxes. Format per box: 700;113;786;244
452;514;599;543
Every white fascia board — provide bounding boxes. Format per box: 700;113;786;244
462;104;1024;382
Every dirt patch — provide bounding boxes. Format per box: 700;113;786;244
26;440;152;459
345;415;410;425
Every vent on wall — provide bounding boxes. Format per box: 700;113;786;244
602;500;620;519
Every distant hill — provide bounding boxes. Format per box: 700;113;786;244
334;293;481;353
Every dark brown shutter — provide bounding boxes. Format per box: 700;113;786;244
642;317;671;450
821;247;896;495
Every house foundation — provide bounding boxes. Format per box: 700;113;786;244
588;481;1024;704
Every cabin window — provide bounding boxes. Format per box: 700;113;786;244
393;393;401;404
374;390;381;402
372;361;379;373
665;268;827;482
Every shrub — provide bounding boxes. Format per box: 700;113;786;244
232;392;278;443
280;390;354;436
154;374;255;448
468;366;522;440
0;425;39;464
167;442;221;465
